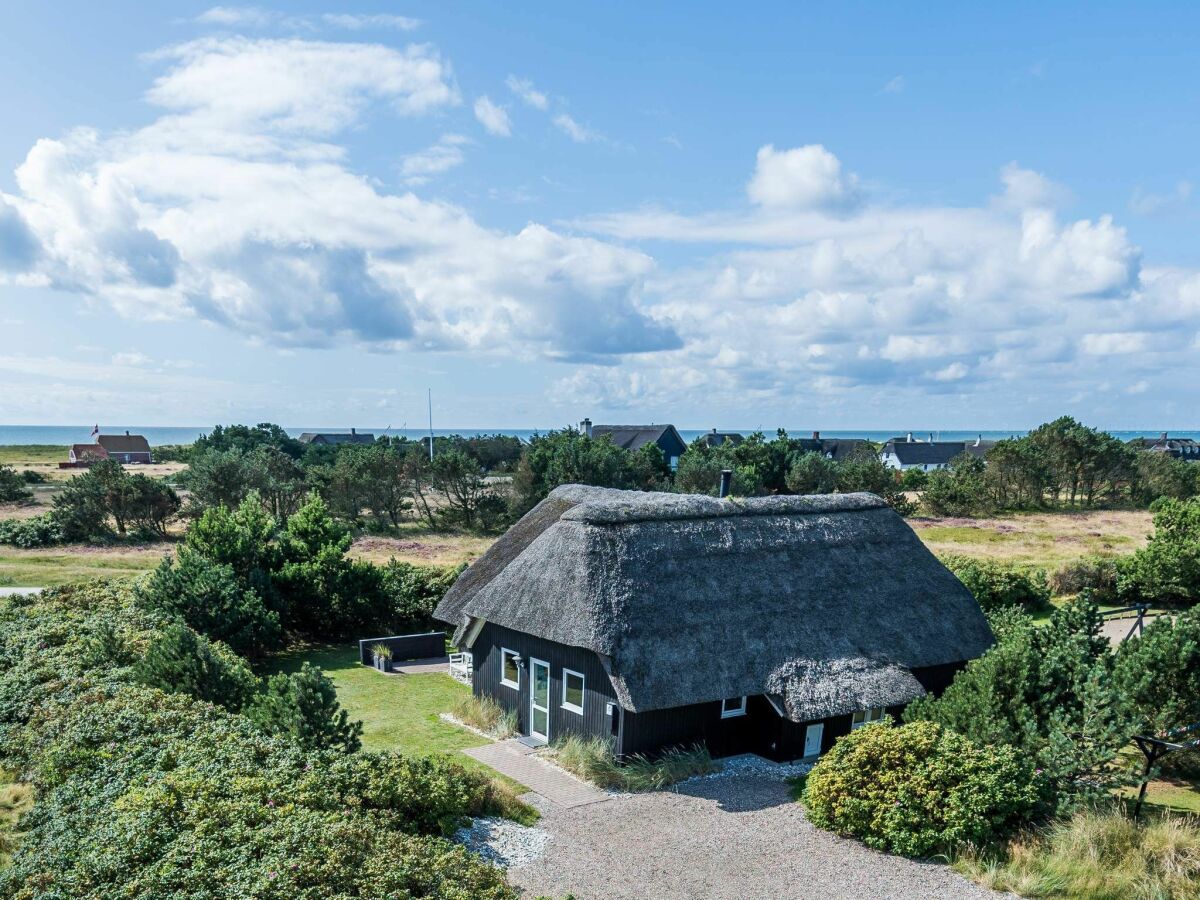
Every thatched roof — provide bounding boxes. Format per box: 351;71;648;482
436;485;992;722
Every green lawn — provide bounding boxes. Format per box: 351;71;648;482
261;646;529;793
0;446;65;467
0;547;167;587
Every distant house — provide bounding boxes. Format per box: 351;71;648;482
880;433;984;472
297;428;375;446
96;432;153;464
435;485;993;761
65;443;110;467
582;419;688;471
792;431;871;462
1129;432;1200;461
701;428;744;449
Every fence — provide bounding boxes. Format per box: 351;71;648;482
358;631;447;665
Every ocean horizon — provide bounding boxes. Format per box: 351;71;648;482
1;424;1198;447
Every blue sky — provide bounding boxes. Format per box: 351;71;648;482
1;2;1198;430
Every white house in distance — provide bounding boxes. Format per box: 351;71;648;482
881;434;994;472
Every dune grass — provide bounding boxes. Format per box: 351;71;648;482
452;693;517;739
0;772;33;868
260;645;534;816
0;546;168;587
0;446;64;467
955;808;1200;899
550;733;718;791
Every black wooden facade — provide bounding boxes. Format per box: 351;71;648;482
472;622;965;761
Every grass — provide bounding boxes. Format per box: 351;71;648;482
452;693;517;739
911;509;1152;572
954;808;1200;899
550;733;718;791
0;771;33;868
0;545;169;587
260;645;534;809
349;525;497;568
0;446;65;467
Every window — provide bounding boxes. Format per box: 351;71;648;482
720;696;747;718
500;648;520;689
851;707;886;730
562;668;585;714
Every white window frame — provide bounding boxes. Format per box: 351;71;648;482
720;696;747;719
561;667;585;715
851;707;886;730
500;647;520;690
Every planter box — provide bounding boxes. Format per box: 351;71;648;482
374;656;393;673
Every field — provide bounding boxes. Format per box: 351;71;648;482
0;545;171;587
0;445;187;484
262;645;528;793
910;509;1153;572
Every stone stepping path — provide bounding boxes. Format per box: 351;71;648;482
463;739;609;809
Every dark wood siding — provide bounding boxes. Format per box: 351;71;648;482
472;623;618;744
620;696;781;759
357;631;445;664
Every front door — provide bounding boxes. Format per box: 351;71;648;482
529;659;550;744
803;722;824;758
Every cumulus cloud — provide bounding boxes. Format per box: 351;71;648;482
998;162;1071;210
195;6;275;27
194;8;421;32
746;144;860;210
473;96;512;136
506;74;548;110
2;35;674;360
321;13;420;31
0;197;40;271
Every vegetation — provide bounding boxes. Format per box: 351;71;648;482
802;720;1038;857
954;808;1200;900
1049;556;1122;602
943;554;1053;613
908;600;1135;814
0;582;525;897
1113;607;1200;737
550;734;717;792
133;622;259;711
0;467;32;505
452;694;517;739
1120;497;1200;607
246;662;365;753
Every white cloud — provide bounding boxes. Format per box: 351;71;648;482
746;144;860;210
1080;332;1149;355
111;351;153;367
554;113;597;143
2;35;673;363
882;75;905;94
1129;181;1193;216
195;6;275;27
321;14;420;31
473;96;512;137
506;75;548;110
400;134;469;184
998;162;1070;210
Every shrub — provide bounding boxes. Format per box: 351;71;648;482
802;719;1039;857
954;808;1200;899
1049;555;1121;601
246;662;364;753
133;622;259;712
137;548;282;656
1120;497;1200;607
380;559;460;633
551;734;717;792
942;555;1052;613
1113;606;1200;737
453;694;516;739
0;465;33;504
0;515;64;548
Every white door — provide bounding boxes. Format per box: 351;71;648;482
529;659;551;744
803;723;824;758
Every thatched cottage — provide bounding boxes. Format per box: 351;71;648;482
434;485;992;761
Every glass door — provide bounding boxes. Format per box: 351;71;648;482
529;659;550;743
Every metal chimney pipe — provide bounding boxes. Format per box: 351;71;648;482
812;430;820;440
718;469;733;498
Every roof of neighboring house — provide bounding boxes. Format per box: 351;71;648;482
964;440;997;458
96;434;152;454
702;430;744;448
1128;435;1200;452
882;440;969;466
793;437;872;462
69;443;108;458
435;485;993;722
591;424;686;453
297;432;376;445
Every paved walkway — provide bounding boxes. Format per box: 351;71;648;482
462;739;609;809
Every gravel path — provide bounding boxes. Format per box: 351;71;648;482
507;773;1008;900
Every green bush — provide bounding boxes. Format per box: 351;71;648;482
0;465;33;504
1048;555;1121;601
0;582;521;899
0;515;64;548
137;547;282;656
1120;497;1200;607
133;622;260;712
802;719;1039;857
381;559;461;633
1113;606;1200;737
943;555;1052;613
246;662;364;753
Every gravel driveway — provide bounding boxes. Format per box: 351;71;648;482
508;773;1006;900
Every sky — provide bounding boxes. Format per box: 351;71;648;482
1;2;1198;430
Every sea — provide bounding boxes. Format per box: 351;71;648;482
1;425;1198;447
